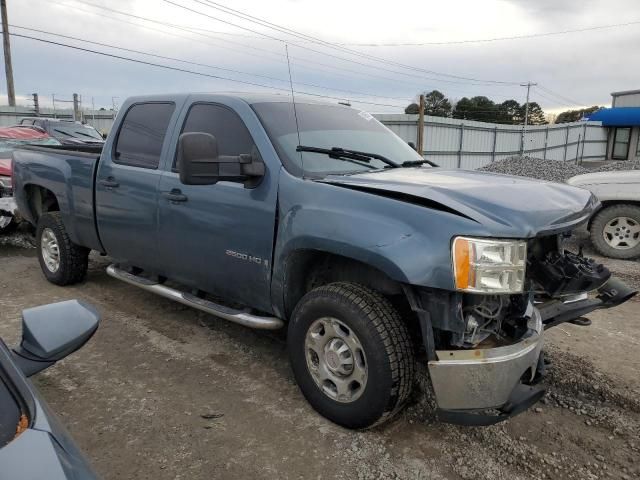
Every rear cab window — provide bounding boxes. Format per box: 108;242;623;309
114;102;176;169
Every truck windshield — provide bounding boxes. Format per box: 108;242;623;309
252;102;426;176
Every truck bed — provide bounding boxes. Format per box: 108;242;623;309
12;145;104;251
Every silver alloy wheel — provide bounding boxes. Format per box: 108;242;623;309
0;214;11;230
41;227;61;272
304;317;368;403
602;216;640;250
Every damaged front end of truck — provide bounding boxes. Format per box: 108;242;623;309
406;234;636;426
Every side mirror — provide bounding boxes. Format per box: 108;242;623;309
177;132;264;188
12;300;100;377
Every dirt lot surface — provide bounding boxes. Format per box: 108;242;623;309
1;231;639;480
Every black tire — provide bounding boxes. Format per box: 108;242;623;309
288;282;415;429
590;204;640;259
36;212;89;285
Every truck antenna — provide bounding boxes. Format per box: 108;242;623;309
285;44;304;176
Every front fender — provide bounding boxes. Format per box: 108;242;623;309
271;171;485;316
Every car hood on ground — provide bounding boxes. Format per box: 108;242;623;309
0;158;10;176
321;168;598;237
567;170;640;186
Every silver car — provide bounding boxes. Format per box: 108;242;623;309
0;300;100;479
567;170;640;259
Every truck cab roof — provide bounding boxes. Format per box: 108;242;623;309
123;92;343;107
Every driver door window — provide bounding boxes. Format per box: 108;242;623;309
173;104;256;180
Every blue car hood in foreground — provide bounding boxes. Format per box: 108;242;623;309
322;168;599;237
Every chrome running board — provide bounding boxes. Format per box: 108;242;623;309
106;264;284;330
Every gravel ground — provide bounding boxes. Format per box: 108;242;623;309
1;232;639;480
477;156;640;183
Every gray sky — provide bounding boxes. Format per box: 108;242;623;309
3;0;640;115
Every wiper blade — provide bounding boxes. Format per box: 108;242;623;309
296;145;399;168
53;129;74;137
401;159;438;167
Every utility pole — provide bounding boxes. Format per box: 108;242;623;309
519;81;537;156
32;93;39;115
52;93;57;118
417;93;425;156
1;0;15;106
72;93;79;121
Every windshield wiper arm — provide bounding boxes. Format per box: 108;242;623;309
296;146;400;168
401;159;438;167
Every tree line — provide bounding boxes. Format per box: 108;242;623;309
405;90;602;125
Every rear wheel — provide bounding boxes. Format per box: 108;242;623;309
590;204;640;259
0;213;14;233
288;282;415;429
36;212;89;285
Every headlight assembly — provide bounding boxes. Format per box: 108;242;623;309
452;236;527;293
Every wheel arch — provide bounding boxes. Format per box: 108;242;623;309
23;184;60;223
588;200;640;230
281;248;407;320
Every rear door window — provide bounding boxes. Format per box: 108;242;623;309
114;103;175;169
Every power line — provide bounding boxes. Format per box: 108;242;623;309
532;88;574;109
8;31;409;108
341;19;640;46
37;0;582;106
161;0;523;85
536;85;585;107
60;0;521;90
10;24;414;102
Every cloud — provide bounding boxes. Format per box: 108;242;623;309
2;0;638;114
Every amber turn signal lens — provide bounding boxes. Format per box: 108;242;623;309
453;237;474;290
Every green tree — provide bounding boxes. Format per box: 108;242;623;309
404;90;452;117
555;105;602;123
423;90;452;117
452;96;499;122
404;103;419;114
496;99;521;124
520;102;547;125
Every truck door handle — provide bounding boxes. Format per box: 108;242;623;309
162;189;188;203
99;178;119;188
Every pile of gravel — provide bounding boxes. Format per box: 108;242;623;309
477;155;589;183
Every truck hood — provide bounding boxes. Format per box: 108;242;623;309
321;168;598;237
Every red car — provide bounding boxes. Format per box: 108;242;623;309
0;126;60;232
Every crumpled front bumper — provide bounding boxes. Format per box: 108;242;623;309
425;276;637;426
428;308;544;423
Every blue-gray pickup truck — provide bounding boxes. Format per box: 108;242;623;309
12;94;636;428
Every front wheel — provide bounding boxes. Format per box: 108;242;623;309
590;204;640;259
288;282;415;429
36;212;89;285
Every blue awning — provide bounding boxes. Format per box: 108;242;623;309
584;107;640;126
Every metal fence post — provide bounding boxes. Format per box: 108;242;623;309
543;126;549;160
458;123;465;168
580;123;587;164
575;134;581;163
492;126;498;162
563;126;570;162
417;94;425;155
